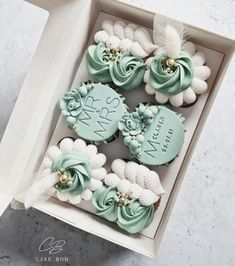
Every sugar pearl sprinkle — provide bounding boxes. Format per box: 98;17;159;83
56;170;73;189
163;58;178;74
116;191;130;206
106;47;121;60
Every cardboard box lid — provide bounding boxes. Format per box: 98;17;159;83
0;0;235;257
0;0;94;215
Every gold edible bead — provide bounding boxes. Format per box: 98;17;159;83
120;197;125;203
57;171;69;184
117;191;131;206
166;58;176;67
60;174;69;183
165;67;171;73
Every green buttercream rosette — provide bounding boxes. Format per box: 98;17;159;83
110;51;146;91
51;151;92;196
92;186;118;222
92;186;155;233
86;42;112;83
117;199;154;234
86;43;146;90
149;52;193;95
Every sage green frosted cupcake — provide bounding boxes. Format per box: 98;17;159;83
60;81;127;144
119;103;185;165
144;23;211;107
92;186;155;234
86;44;146;91
92;158;165;234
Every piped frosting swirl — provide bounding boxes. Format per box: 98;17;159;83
110;51;146;91
51;151;92;196
149;52;194;95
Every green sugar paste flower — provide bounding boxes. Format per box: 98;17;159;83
60;88;84;117
86;42;112;83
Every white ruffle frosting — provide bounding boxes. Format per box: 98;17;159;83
94;20;157;58
144;41;211;107
104;159;165;206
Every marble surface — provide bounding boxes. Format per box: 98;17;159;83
0;0;235;265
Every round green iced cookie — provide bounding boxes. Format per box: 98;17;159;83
60;82;127;142
119;104;185;165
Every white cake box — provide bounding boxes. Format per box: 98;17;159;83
0;0;234;257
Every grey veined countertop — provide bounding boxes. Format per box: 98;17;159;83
0;0;235;265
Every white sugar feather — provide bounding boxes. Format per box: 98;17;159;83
41;168;51;177
42;157;52;168
24;172;58;209
153;14;185;48
164;25;182;58
181;41;196;56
